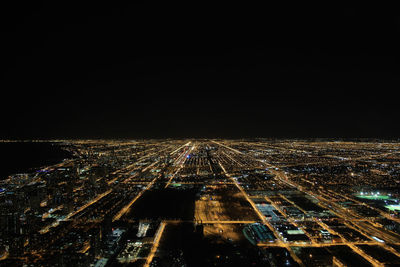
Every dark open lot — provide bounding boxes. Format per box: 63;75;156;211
157;222;267;267
286;196;325;213
356;245;400;265
124;188;197;220
326;245;372;267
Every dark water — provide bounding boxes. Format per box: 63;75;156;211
0;142;72;180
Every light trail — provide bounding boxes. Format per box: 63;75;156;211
164;167;183;188
212;140;242;154
257;241;387;247
113;175;160;221
166;220;258;224
66;189;112;220
141;160;159;173
165;144;196;187
144;221;166;267
78;241;90;254
170;141;191;155
39;189;112;234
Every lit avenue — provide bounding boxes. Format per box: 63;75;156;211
1;139;400;266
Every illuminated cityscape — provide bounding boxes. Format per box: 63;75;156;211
1;139;400;266
2;3;400;267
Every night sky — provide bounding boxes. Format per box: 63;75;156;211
1;4;399;139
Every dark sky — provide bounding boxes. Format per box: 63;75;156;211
1;3;399;139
